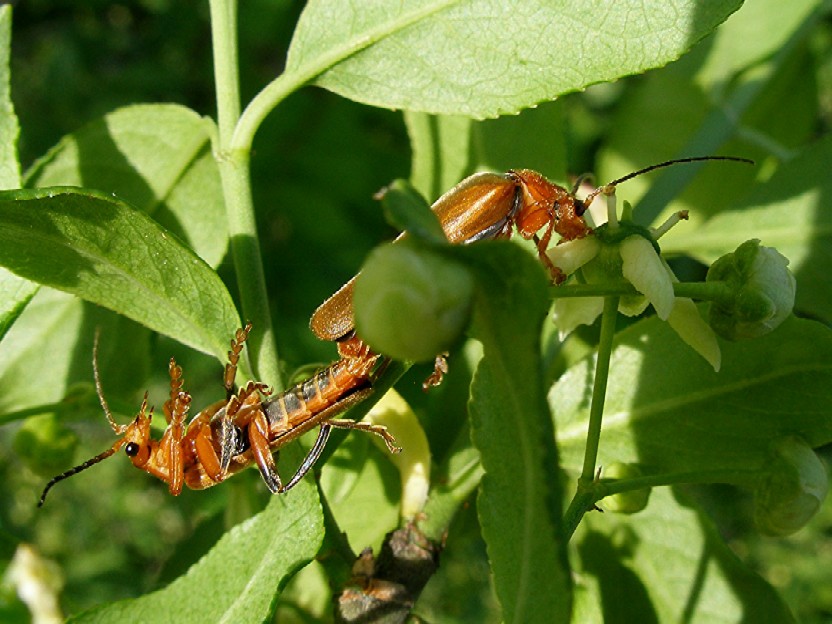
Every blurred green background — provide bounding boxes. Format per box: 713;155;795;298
2;1;831;621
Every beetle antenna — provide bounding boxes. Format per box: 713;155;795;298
39;331;135;507
38;445;121;507
93;329;128;435
582;155;754;209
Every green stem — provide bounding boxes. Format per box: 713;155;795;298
550;280;733;303
580;296;618;481
209;0;282;388
562;295;618;539
672;280;733;304
230;1;459;154
209;0;240;144
597;468;761;498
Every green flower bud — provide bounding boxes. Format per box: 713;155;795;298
754;436;828;537
353;241;474;362
601;462;651;513
707;239;796;340
14;414;79;477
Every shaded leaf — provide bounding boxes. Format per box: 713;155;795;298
25;104;227;267
458;242;571;623
0;289;84;413
554;315;832;474
0;188;240;363
405;112;473;201
287;0;743;119
473;100;567;180
597;0;818;229
0;5;36;341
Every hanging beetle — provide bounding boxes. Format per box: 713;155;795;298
39;324;399;505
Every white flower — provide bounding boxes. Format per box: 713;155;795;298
548;212;721;371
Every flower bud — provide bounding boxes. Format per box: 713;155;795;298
707;239;796;340
353;241;474;362
753;436;828;536
601;462;651;513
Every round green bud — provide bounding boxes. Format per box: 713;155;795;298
753;436;828;536
601;462;651;513
707;239;796;340
14;413;79;476
353;242;474;362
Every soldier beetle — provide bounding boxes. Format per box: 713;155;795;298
39;324;400;505
310;157;752;386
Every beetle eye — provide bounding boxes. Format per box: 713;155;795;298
125;442;140;457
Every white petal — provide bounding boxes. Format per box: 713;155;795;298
667;297;722;372
620;236;674;320
553;296;604;338
546;236;600;276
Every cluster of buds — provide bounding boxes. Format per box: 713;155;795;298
548;207;796;371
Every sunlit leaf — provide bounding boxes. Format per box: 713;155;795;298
0;188;240;363
69;484;324;624
574;488;795;623
287;0;743;119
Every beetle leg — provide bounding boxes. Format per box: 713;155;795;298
158;358;191;495
327;418;402;454
278;425;332;493
217;382;270;475
422;353;449;390
532;228;566;284
249;409;283;493
193;423;224;483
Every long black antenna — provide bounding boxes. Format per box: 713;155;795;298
583;156;754;209
38;446;120;507
38;330;129;507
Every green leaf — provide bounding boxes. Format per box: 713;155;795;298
0;291;152;418
458;242;571;623
554;315;832;475
473;100;567;180
0;187;240;363
0;289;84;413
0;5;37;342
405;112;473;201
421;426;485;540
24;104;228;267
663;137;832;323
575;488;795;623
68;483;324;624
0;4;20;190
0;270;37;342
287;0;743;119
321;431;400;552
377;178;446;243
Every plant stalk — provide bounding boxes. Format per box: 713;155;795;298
562;295;618;539
209;0;282;388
